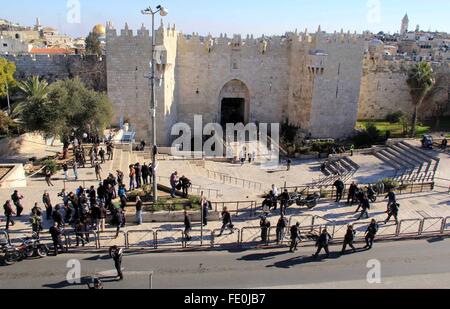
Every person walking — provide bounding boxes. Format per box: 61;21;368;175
11;190;24;217
184;211;192;241
286;158;292;171
49;222;65;256
218;207;234;236
276;215;288;245
385;202;400;225
42;191;53;221
29;212;43;238
357;194;371;220
364;219;379;249
170;171;178;198
313;228;332;259
289;223;301;252
341;225;356;253
260;216;271;244
135;196;143;225
3;200;15;230
75;220;90;247
94;163;102;181
385;189;397;213
45;168;54;187
109;246;124;281
347;182;358;205
333;178;345;203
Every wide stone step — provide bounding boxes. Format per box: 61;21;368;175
383;148;417;170
374;151;402;170
378;149;413;171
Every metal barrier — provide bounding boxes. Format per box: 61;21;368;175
206;170;263;191
182;229;213;248
267;226;289;245
211;201;257;217
211;228;240;247
397;219;422;237
240;227;266;246
97;231;127;248
288;214;314;228
126;230;156;249
444;217;450;233
352;221;398;241
154;229;184;249
419;217;445;236
64;230;98;249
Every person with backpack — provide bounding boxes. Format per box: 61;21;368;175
341;225;356;253
384;189;397;212
313;228;332;259
289;223;301;252
333;178;345;203
3;200;15;230
364;219;379;249
276;215;288;245
385;202;400;225
218;207;234;236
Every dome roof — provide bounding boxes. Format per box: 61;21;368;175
369;38;384;46
92;24;106;36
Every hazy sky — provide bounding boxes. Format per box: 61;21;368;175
2;0;449;38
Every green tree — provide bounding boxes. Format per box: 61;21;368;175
0;58;16;98
48;77;113;139
85;31;102;57
406;62;435;137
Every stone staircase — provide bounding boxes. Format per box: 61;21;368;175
313;156;360;186
373;141;440;183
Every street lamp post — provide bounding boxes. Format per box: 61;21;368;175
142;5;168;203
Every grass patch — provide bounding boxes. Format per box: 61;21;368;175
356;120;431;138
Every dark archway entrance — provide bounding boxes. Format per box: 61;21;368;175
218;79;250;126
220;98;246;126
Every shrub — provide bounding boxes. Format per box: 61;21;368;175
353;123;383;148
386;111;404;123
42;159;58;175
281;122;300;144
377;178;400;192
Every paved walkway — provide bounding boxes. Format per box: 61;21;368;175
1;140;449;247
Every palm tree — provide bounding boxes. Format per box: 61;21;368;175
406;62;435;137
11;76;49;120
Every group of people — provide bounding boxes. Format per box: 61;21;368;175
170;171;192;198
333;180;400;224
128;162;154;191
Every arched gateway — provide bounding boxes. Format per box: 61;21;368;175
218;79;250;126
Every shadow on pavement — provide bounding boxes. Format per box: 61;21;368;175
237;250;289;261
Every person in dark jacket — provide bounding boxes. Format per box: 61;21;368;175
347;182;358;205
109;246;124;281
341;225;356;253
3;200;15;230
184;211;192;241
52;205;64;228
260;216;271;244
218;207;234;236
135;196;143;225
75;220;90;246
11;190;24;217
42;191;53;220
313;228;332;258
385;189;397;212
141;163;149;185
333;179;345;203
357;195;371;220
276;215;288;245
364;219;379;249
289;223;301;252
384;202;400;225
91;203;101;230
49;222;65;256
279;189;290;216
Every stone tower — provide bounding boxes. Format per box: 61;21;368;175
401;13;409;35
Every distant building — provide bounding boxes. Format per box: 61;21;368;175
401;13;409;35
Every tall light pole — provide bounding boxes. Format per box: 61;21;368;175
142;5;168;203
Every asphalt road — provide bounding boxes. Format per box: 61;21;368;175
0;237;449;289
